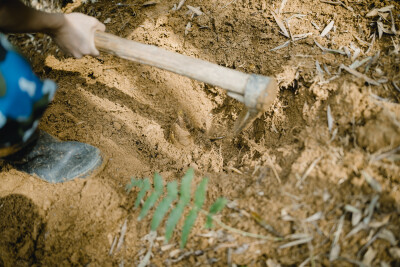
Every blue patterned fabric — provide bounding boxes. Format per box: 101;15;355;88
0;34;57;152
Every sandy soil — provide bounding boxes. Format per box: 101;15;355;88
1;0;400;266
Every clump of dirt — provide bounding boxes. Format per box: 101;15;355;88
1;0;400;266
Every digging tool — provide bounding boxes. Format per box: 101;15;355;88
94;32;278;135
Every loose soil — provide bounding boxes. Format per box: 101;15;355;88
1;0;400;266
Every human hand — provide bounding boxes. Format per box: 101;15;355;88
52;13;105;58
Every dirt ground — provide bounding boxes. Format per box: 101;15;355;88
1;0;400;266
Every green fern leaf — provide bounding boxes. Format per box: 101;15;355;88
135;178;151;208
151;181;178;231
138;173;164;221
125;177;140;193
180;178;208;248
194;178;208;208
165;202;185;242
164;169;195;242
180;209;198;248
180;168;194;202
205;197;227;229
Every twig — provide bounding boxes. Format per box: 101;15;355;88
200;210;282;241
266;154;281;184
116;219;128;252
138;231;156;267
340;64;380;86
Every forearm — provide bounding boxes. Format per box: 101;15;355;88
0;0;65;34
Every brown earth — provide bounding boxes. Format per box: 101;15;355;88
1;0;400;266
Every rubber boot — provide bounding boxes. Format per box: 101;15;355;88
6;131;103;183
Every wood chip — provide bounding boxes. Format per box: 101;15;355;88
161;244;175;251
321;20;334;37
340;64;380;86
169;248;181;258
185;22;192;35
271;11;290;38
187;5;203;16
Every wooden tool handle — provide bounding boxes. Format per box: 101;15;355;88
95;31;249;95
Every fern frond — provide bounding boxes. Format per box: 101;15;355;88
126;169;227;248
205;197;227;229
164;169;194;242
180;178;208;248
125;178;140;193
194;178;208;209
165;202;185;243
151;181;178;231
180;168;194;202
138;173;164;221
135;178;151;208
181;209;198;248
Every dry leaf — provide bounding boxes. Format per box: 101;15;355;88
361;171;382;193
321;20;334;37
378;229;397;246
185;22;192;35
366;5;394;17
142;0;157;7
270;40;290;51
187;5;203;16
329;244;340;261
362;247;377;266
271;11;290;38
341;64;380;86
279;237;313;249
177;0;185;10
369;214;390;228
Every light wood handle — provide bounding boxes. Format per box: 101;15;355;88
94;31;249;95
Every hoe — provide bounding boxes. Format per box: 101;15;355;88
94;31;278;135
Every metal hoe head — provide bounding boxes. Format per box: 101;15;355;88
228;74;278;136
